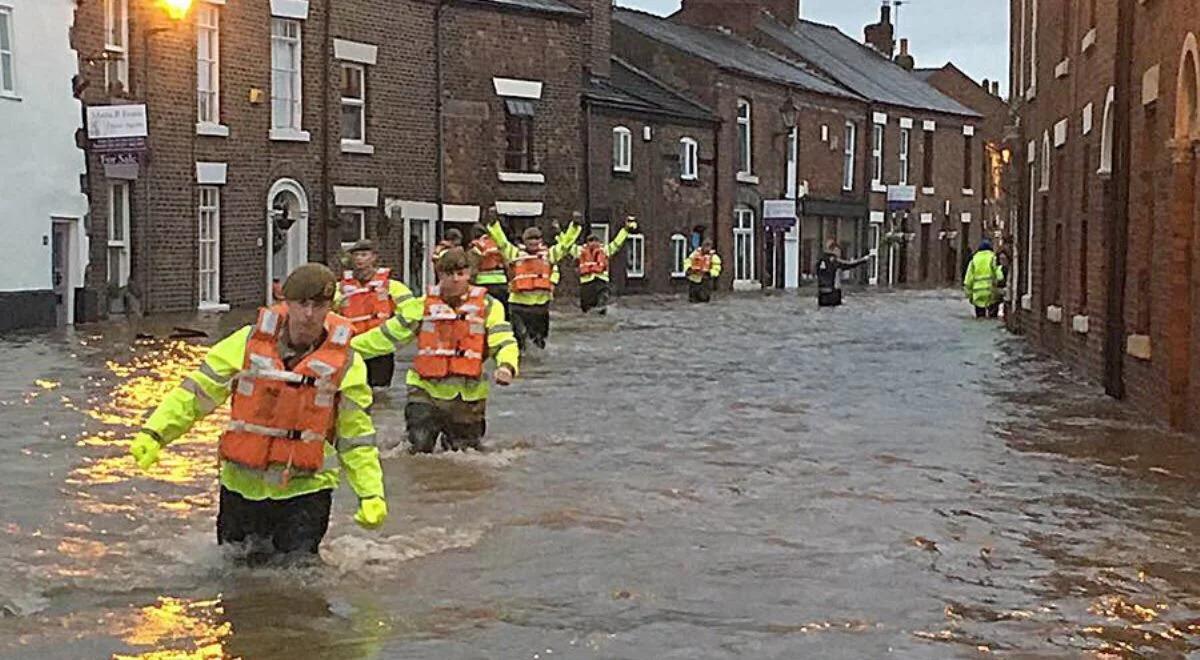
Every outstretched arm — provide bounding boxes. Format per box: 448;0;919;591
350;297;424;359
487;221;520;262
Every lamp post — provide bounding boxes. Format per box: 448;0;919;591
771;97;800;289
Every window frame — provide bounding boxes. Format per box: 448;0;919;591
613;126;632;173
733;206;756;283
270;18;303;132
590;222;610;246
871;123;884;186
898;127;911;186
0;6;14;95
670;233;688;277
737;98;753;176
103;0;128;92
107;182;131;288
626;233;645;279
842;121;856;191
340;62;367;145
196;4;220;125
339;208;367;252
680;137;699;181
198;186;221;307
503;101;535;173
1040;131;1051;191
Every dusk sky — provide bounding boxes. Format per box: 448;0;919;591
614;0;1010;95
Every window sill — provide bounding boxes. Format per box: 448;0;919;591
732;281;760;291
0;92;21;102
1072;314;1090;334
341;142;375;155
671;272;686;279
1046;305;1063;324
199;302;230;313
962;188;975;196
1126;334;1152;361
1081;27;1097;54
269;128;311;142
921;186;936;195
1021;293;1033;311
1025;85;1037;102
1055;58;1070;79
611;170;634;180
498;171;545;184
736;172;760;185
196;122;230;137
871;181;887;193
680;177;701;187
627;273;645;280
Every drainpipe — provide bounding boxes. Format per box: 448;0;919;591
320;0;333;263
435;0;447;239
584;97;592;221
711;118;722;254
1103;0;1134;399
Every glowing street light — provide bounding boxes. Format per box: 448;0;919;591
157;0;193;21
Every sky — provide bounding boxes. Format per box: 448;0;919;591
613;0;1010;94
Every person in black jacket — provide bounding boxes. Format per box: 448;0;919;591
816;240;870;307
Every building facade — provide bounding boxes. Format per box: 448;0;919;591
1009;0;1200;429
0;0;90;330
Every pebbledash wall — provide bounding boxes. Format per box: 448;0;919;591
1009;0;1200;430
0;0;89;331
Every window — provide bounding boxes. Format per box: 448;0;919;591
1028;0;1039;95
737;98;752;175
963;134;974;189
871;124;884;185
1040;131;1051;190
340;63;366;143
270;18;302;131
898;128;910;186
1059;0;1071;60
680;137;698;180
842;121;856;191
0;7;13;94
786;126;798;197
613;126;632;173
734;206;755;283
590;222;610;246
198;186;221;307
104;0;128;92
922;128;935;187
196;5;220;124
1099;87;1115;175
1025;160;1036;298
107;182;130;288
670;234;688;277
339;209;366;251
626;234;645;278
504;99;535;172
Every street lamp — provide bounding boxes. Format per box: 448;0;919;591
779;97;800;133
157;0;193;21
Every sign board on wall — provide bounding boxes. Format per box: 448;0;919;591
763;199;797;230
886;185;916;210
87;104;148;139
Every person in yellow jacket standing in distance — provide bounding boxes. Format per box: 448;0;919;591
352;249;520;453
128;264;387;564
963;239;1005;318
469;222;509;309
336;239;414;388
487;218;581;351
571;216;637;315
684;240;722;303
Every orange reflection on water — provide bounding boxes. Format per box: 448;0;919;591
112;596;231;660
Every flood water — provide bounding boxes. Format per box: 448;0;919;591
1;289;1198;659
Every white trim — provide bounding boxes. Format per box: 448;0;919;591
498;171;545;184
1127;334;1152;360
962;188;975;196
872;112;888;125
1082;102;1094;135
195;162;227;185
670;234;688;277
922;120;936;131
842;121;856;191
495;200;543;217
196;122;230;137
920;213;933;225
871;182;887;193
333;186;379;207
333;39;377;65
1045;305;1063;324
921;186;936;195
270;0;308;19
642;125;652;141
1021;293;1033;311
197;186;222;308
270;18;303;132
492;77;542;99
736;172;760;185
1081;27;1096;53
962;125;975;137
1054;58;1070;79
680;137;699;181
196;3;220;126
201;0;226;4
339;61;367;145
269;128;310;142
869;211;885;224
899;117;913;129
1072;315;1090;334
736;97;753;178
1027;139;1037;163
442;204;480;223
613;126;632;173
626;234;645;279
1142;64;1160;106
341;142;375;155
960;212;972;224
1054;119;1068;147
390;199;437;220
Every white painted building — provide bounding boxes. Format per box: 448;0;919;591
0;0;89;329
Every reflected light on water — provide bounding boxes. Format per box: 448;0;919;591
112;596;231;660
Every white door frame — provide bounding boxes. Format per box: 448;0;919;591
733;206;757;290
51;217;82;325
402;215;434;293
266;178;310;304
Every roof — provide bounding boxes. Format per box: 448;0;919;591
911;68;938;83
463;0;585;18
586;57;716;122
613;8;861;101
756;18;980;118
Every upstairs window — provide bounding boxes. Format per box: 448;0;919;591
963;133;975;190
104;0;128;92
898;128;911;186
922;128;935;187
340;63;366;144
270;18;302;131
680;137;698;180
503;98;536;172
871;124;884;185
339;209;366;252
737;98;752;175
0;7;13;95
196;4;220;125
842;121;856;191
613;126;632;173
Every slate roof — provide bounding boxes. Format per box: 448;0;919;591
467;0;585;17
613;8;861;101
586;57;716;122
756;18;980;118
911;68;939;83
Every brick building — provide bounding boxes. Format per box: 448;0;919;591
1009;0;1200;430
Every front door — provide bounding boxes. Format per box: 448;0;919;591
51;223;70;326
266;183;309;304
403;216;434;293
783;223;799;289
868;224;881;286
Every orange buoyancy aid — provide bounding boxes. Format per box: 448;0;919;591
219;306;354;474
510;247;553;292
689;251;713;274
431;241;458;265
340;268;395;335
413;286;489;380
579;243;609;276
472;236;505;272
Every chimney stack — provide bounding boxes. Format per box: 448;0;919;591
895;37;914;71
864;2;896;58
991;81;1001;96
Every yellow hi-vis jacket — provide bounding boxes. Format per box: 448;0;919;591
683;250;722;284
487;221;580;307
351;294;520;402
963;249;1004;308
569;227;631;284
137;325;384;502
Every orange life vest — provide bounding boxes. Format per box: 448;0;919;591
413;286;489;380
579;243;609;276
689;251;713;275
219;305;354;475
510;247;553;292
340;268;395;335
472;236;505;272
431;241;457;265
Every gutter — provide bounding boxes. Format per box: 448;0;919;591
435;0;446;236
1103;0;1135;399
321;0;332;262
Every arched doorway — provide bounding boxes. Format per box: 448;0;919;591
1168;34;1200;428
266;178;309;304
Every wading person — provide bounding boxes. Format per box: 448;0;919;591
128;264;388;563
571;217;637;314
963;239;1004;318
351;249;520;453
469;222;509;309
684;240;721;303
432;228;464;265
816;240;870;308
336;240;414;388
487;219;580;350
